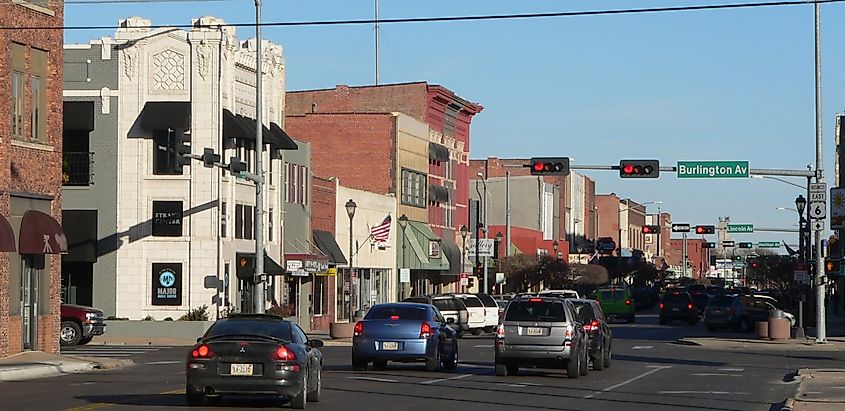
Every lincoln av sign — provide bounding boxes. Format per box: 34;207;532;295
677;161;750;178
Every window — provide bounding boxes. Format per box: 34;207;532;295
313;277;324;316
235;204;243;239
284;163;308;205
300;166;308;205
220;202;227;238
401;169;427;208
244;205;253;240
291;164;298;204
268;209;274;242
283;162;290;202
11;43;25;140
30;48;47;143
153;129;182;175
234;204;255;240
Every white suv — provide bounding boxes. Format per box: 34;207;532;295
474;293;501;333
539;289;581;299
453;294;488;335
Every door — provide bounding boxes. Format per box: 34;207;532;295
21;256;39;350
298;278;313;333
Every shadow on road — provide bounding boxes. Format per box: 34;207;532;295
75;392;295;408
612;354;727;368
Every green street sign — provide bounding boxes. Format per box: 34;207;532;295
758;241;780;248
677;161;750;178
727;224;754;233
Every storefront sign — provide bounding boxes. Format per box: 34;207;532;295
152;201;183;237
429;240;441;258
318;267;338;277
286;260;303;271
151;263;182;305
399;268;411;283
304;259;329;273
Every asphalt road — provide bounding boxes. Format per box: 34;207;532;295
3;309;844;411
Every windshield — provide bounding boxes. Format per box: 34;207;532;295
365;305;429;321
505;301;568;322
460;297;484;308
433;298;461;311
709;296;736;307
205;319;292;341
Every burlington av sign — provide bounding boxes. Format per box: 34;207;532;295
677;161;750;178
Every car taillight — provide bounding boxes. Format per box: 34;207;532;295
591;320;599;329
496;324;505;339
275;345;297;361
565;325;573;339
389;315;400;320
687;304;694;311
191;344;214;359
420;322;433;339
659;303;665;310
353;322;363;337
529;298;543;302
625;299;631;305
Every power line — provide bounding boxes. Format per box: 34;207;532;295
1;0;843;30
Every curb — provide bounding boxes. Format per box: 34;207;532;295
674;338;702;346
780;369;810;411
0;361;94;382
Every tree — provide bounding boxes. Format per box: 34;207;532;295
499;254;571;292
570;264;609;285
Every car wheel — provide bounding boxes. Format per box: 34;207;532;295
483;326;494;334
185;387;205;407
425;347;441;372
566;352;580;379
593;345;605;371
443;342;458;370
372;360;387;370
603;344;612;369
290;373;307;409
306;367;321;403
579;347;589;376
471;329;481;336
60;321;83;346
352;356;368;371
495;362;508;376
456;330;465;338
78;336;94;346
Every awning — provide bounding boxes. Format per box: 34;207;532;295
397;221;449;271
0;214;16;252
222;109;297;151
62;210;97;262
63;101;94;131
429;142;449;162
270;122;299;150
139;102;191;130
441;235;462;275
223;109;253;141
429;184;450;204
313;230;347;265
264;251;284;276
19;210;68;254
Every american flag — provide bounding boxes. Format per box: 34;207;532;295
370;215;392;243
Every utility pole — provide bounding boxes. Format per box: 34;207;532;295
253;0;266;314
813;1;827;343
506;171;511;258
374;0;380;85
483;179;489;294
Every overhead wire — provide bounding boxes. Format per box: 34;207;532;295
0;0;843;30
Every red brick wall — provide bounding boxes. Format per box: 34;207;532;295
309;176;338;330
285;113;396;195
0;2;64;358
669;238;709;278
596;195;621;248
287;83;429;121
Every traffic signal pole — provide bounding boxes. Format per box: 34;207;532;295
813;1;826;343
253;0;266;315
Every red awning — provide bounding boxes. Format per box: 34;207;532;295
19;210;68;254
0;214;15;252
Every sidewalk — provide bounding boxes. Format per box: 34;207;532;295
783;369;845;411
676;336;845;351
0;351;133;382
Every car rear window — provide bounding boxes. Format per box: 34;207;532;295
433;298;460;311
365;305;429;321
708;296;735;307
205;319;293;341
572;302;597;322
663;292;690;303
475;293;498;307
460;296;484;308
505;300;569;322
598;290;623;301
403;297;428;304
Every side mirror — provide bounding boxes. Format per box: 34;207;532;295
308;339;324;348
446;318;456;324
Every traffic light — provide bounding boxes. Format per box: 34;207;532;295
642;225;660;234
235;252;255;281
529;157;570;176
174;131;191;170
701;242;717;249
825;258;841;275
695;225;716;234
749;259;760;270
228;157;247;177
619;160;659;178
202;147;221;168
738;242;753;249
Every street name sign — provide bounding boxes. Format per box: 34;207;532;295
727;224;754;233
677;161;750;178
671;223;691;233
758;241;780;248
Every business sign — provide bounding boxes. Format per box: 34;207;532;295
460;272;469;286
152;201;183;237
151;263;182;306
286;260;303;272
399;268;411;283
757;241;780;248
727;224;754;233
676;161;750;178
830;188;845;229
467;239;495;257
428;240;441;258
671;223;691;233
496;272;505;284
318;267;338;277
304;259;329;273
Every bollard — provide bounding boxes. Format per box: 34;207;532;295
768;318;790;340
756;321;769;339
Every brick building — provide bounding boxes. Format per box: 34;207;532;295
1;0;67;357
596;194;622;252
309;176;345;331
668;238;710;279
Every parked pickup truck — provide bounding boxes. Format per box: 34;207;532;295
60;304;106;346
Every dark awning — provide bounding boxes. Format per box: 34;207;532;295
313;230;347;265
429;142;450;162
429;184;450;204
223;109;296;151
270;122;299;150
140;102;191;130
264;251;284;276
441;235;462;275
63;101;94;131
62;210;97;262
0;214;16;252
19;210;68;254
223;109;253;141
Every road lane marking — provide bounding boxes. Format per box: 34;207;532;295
347;376;398;383
63;389;183;411
691;373;741;377
632;345;653;350
718;368;744;372
473;345;494;348
659;391;750;395
584;366;672;399
146;361;181;365
421;373;472;385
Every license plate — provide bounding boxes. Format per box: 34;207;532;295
672;308;680;312
230;363;253;376
382;341;399;351
526;327;544;336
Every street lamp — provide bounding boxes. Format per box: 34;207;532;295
794;194;807;338
345;199;357;320
460;225;469;292
553;240;559;260
399;214;409;300
476;172;489;294
751;175;807;190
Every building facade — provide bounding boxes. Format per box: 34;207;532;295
1;0;67;357
62;17;296;319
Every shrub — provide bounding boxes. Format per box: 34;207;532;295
266;304;294;317
142;315;155;321
163;317;174;321
179;305;209;321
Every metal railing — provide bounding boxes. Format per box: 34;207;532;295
62;152;94;186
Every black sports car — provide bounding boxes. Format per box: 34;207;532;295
186;314;323;409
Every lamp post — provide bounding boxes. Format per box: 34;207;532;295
477;172;489;294
795;194;807;337
496;231;504;294
553;240;559;260
460;225;469;292
345;199;357;320
399;214;409;300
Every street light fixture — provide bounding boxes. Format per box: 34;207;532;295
398;214;409;300
459;224;469;291
795;195;807;214
345;199;357;320
552;240;559;260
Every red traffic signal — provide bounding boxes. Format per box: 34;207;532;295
529;157;570;176
619;160;659;178
642;225;660;234
695;225;716;234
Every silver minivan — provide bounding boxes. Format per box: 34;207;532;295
494;294;589;378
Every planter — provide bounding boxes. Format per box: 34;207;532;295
330;321;355;339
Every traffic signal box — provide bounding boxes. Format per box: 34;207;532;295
642;225;659;234
738;242;753;249
619;160;659;178
701;242;717;249
695;225;716;234
529;157;570;176
826;258;841;275
236;253;255;281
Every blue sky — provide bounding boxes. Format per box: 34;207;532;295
65;0;845;247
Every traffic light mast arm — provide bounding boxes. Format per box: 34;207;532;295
568;164;815;178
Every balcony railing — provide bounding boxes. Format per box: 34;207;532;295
63;152;94;186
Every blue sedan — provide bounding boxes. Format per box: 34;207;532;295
352;303;459;372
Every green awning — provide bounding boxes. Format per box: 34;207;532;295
397;221;450;271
